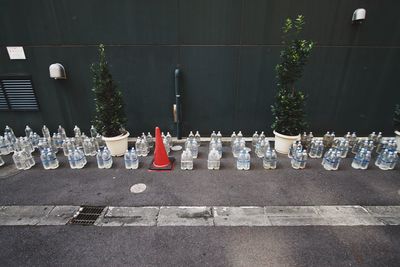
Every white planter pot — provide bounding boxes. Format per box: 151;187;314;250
395;130;400;153
103;132;130;156
273;130;300;155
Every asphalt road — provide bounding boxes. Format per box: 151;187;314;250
0;144;399;206
0;226;399;266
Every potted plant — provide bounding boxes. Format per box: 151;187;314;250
91;44;128;156
394;104;400;152
271;15;314;154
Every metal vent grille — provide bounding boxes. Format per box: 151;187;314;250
68;206;105;225
0;78;39;111
0;84;8;110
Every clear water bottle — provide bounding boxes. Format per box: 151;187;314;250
351;148;364;169
181;147;194;170
323;131;331;148
352;139;363;154
368;132;376;142
288;141;302;159
96;149;104;169
376;139;388;154
188;131;195;142
24;150;35;170
13;151;25;170
41;148;59;170
124;148;139;169
300;132;308;148
323;149;341;171
337;140;349;158
90;125;98;138
349;132;357;148
102;147;113;169
166;132;172;148
0;156;4;166
95;133;105;149
387;139;397;152
232;138;245;158
256;138;269;158
135;137;142;156
195;131;201;146
68;149;77;169
73;125;81;137
76;148;87;169
146;132;154;148
31;133;40;148
163;137;170;155
42;125;51;139
0;136;11;155
216;131;222;141
230;132;236;148
58;125;67;140
25;125;33;138
252;131;259;148
291;148;307;169
62;138;75;156
374;132;383;146
141;137;149;156
309;139;323;158
207;148;220;170
185;139;198;158
237;149;250;170
263;148;277;170
360;150;371;170
83;137;96;156
4;125;14;136
210;131;217;140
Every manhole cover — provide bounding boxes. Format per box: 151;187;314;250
130;183;147;193
68;206;105;225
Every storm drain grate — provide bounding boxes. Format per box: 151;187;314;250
68;206;105;225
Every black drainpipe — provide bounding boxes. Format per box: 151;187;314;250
174;68;182;139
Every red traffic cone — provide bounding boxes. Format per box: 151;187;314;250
149;127;174;170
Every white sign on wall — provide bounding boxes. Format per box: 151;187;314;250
6;46;26;60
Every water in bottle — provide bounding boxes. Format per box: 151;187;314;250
96;149;104;169
58;125;67;140
146;132;154;148
256;138;269;158
263;148;277;170
195;131;201;146
207;148;220;170
230;132;236;148
237;149;250;170
42;125;51;139
288;141;302;159
25;125;33;138
251;131;259;148
83;137;97;156
185;139;198;158
124;148;139;169
90;125;98;138
102;147;113;169
31;133;40;148
181;147;194;170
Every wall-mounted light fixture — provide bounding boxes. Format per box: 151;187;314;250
352;8;366;24
49;63;67;79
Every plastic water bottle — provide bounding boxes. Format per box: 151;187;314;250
181;147;193;170
90;125;98;138
96;149;104;169
0;156;4;167
207;148;220;170
323;131;331;148
309;139;323;158
232;139;244;158
25;125;33;138
102;147;113;169
230;132;236;148
288;141;302;159
352;139;363;154
73;125;81;137
42;125;51;139
0;136;11;155
58;125;67;140
256;138;269;158
83;137;96;156
166;132;172;148
352;148;365;169
237;149;250;170
68;149;77;169
76;148;87;169
12;151;25;170
210;131;217;140
41;148;59;170
195;131;201;146
323;149;341;171
163;138;170;155
263;148;277;170
124;148;139;169
31;133;40;148
146;132;154;148
188;131;195;142
216;131;222;141
360;150;371;170
185;139;198;158
291;148;307;169
251;131;259;148
337;139;349;158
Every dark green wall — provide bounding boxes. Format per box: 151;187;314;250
1;0;399;136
